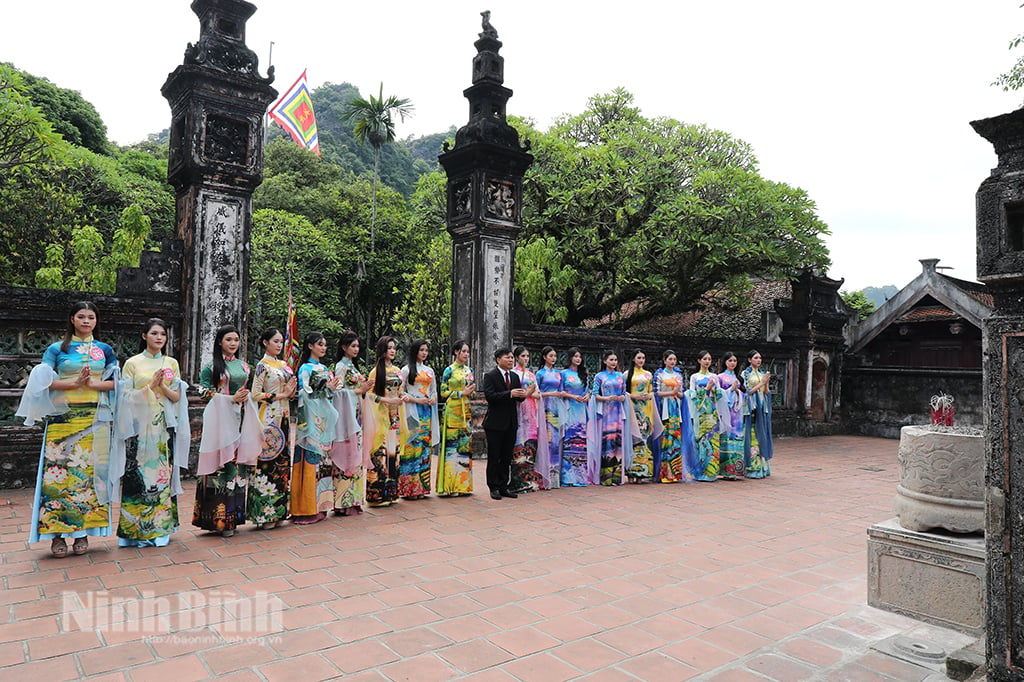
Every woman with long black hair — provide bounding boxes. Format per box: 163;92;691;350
437;340;475;496
362;336;404;506
559;347;591;486
331;331;371;514
117;318;189;546
248;328;296;529
17;301;120;557
194;324;262;537
291;331;340;524
399;339;438;500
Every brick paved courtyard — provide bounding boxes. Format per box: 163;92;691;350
0;436;974;680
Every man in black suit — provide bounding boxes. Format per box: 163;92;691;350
483;347;526;500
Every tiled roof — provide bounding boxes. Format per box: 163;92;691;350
626;280;792;338
896;305;961;323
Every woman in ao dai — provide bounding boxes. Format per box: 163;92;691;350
535;346;564;489
438;340;475;495
249;328;296;528
194;324;262;537
624;350;659;483
687;350;726;482
653;350;694;483
560;347;591;486
17;301;119;557
589;350;630;485
291;332;340;524
511;346;545;493
118;318;188;547
332;331;371;514
363;336;404;506
399;340;438;499
742;350;773;479
716;352;746;479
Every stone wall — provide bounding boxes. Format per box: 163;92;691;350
841;366;983;438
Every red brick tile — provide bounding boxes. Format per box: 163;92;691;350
662;638;736;671
377;626;452;657
745;653;818;681
27;629;101;660
259;653;341;682
7;656;81;682
500;652;583;681
0;641;25;668
322;639;399;673
269;627;338;656
438;639;515;673
127;654;210;682
78;641;154;675
379;653;459;681
551;638;627;671
778;637;844;667
202;640;277;675
617;652;701;680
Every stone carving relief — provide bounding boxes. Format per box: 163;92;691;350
451;179;472;220
485;179;515;221
203;114;249;166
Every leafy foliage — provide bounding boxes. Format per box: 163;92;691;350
250;139;437;351
14;66;110;155
0;63;61;171
34;204;151;292
841;290;877;320
515;89;830;328
514;236;578;323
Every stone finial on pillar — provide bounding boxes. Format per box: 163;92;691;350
161;0;277;381
971;107;1024;680
439;11;533;377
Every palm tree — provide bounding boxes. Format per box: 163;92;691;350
341;83;414;253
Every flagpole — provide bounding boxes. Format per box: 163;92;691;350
264;40;275;136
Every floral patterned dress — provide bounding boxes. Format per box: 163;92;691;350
292;360;338;523
716;369;747;479
193;358;252;533
536;366;563;489
688;371;723;481
248;355;293;525
560;368;590;487
399;363;437;499
438;362;474;495
742;365;773;479
119;351;182;546
627;369;656;482
332;357;366;512
21;336;118;543
364;364;403;505
511;364;543;493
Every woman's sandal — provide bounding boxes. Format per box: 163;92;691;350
50;538;68;558
72;537;88;555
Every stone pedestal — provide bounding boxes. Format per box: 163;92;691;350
868;518;985;636
894;425;984;534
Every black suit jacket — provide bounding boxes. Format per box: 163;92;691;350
482;366;523;431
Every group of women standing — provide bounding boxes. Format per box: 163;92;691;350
18;302;774;557
531;346;773;490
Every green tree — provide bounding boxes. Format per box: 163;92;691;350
35;204;151;292
515;89;830;328
340;83;413;252
0;63;61;171
16;67;110;155
841;289;876;320
515;236;578;324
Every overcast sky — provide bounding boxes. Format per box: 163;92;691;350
3;1;1023;292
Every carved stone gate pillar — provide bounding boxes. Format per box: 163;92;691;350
972;107;1024;680
439;12;533;376
162;0;277;381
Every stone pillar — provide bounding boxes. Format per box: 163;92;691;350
971;108;1024;680
439;12;533;377
161;0;277;381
